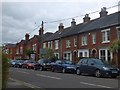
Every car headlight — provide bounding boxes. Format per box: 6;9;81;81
66;66;75;69
117;68;119;71
43;63;46;65
103;67;109;70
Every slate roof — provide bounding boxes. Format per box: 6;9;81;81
41;11;120;42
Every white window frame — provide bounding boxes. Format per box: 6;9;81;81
16;48;19;54
99;48;113;62
66;39;70;48
50;41;52;49
101;28;110;43
48;42;51;48
54;53;59;59
20;46;23;54
32;44;36;51
81;35;88;46
74;36;77;47
116;26;120;39
92;33;96;44
63;51;72;61
43;43;46;48
55;40;59;49
78;49;89;57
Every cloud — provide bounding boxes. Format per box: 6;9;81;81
1;1;119;45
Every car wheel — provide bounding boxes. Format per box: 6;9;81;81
111;76;117;78
95;70;101;78
76;68;81;75
51;67;54;72
33;67;36;70
40;66;43;71
27;66;29;69
62;68;66;73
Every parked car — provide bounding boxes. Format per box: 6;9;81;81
14;60;25;68
22;60;37;69
9;60;18;67
34;59;52;71
51;60;76;73
76;58;120;78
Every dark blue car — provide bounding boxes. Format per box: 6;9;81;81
76;58;120;78
51;60;76;73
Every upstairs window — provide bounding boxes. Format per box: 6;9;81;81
92;34;96;44
66;38;70;48
55;40;59;49
116;26;120;39
48;41;52;49
32;44;36;51
74;36;77;47
20;46;23;54
43;43;46;48
81;35;88;46
101;29;110;43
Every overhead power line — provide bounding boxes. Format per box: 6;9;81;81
18;3;120;42
44;3;120;24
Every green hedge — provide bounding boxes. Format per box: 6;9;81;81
2;53;9;89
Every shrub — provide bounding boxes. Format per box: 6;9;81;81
2;52;9;88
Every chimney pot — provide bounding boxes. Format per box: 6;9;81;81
71;18;76;27
25;33;29;41
58;23;64;32
99;7;108;17
83;14;90;23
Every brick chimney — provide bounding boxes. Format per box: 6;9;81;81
83;14;90;23
99;7;108;17
58;23;64;32
25;33;29;41
39;27;44;35
71;18;76;27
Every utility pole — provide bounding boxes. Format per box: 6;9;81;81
41;21;44;29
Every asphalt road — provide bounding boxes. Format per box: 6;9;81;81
8;67;119;89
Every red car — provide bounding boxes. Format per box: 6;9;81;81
22;60;37;69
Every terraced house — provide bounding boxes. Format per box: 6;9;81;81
3;7;120;67
42;8;120;67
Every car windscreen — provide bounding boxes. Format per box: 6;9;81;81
64;60;74;65
44;60;51;63
93;59;106;65
27;60;36;63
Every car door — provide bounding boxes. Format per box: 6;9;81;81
80;58;88;73
87;59;96;75
54;60;62;71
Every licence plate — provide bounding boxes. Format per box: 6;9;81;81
112;71;118;73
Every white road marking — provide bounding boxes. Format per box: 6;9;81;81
17;71;29;74
80;82;113;88
9;78;44;90
36;74;62;80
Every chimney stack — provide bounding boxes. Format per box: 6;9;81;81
39;27;44;35
83;14;90;23
58;23;64;32
71;18;76;27
25;33;29;41
39;21;44;35
99;7;108;17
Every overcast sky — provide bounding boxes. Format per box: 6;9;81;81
1;0;120;45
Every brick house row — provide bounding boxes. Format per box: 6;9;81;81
3;7;120;67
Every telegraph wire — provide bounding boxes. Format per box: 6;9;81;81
18;3;120;42
44;3;120;24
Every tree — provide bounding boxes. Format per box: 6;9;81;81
40;48;57;61
25;48;34;59
109;39;120;53
2;52;9;88
109;39;120;67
